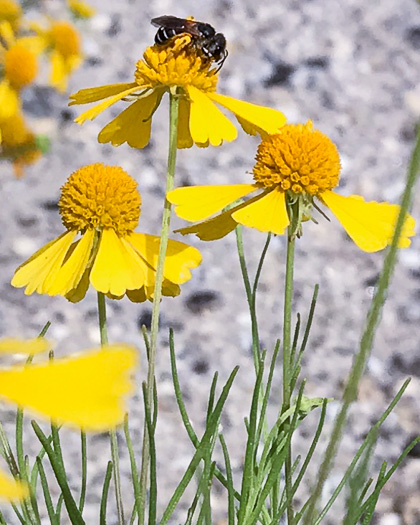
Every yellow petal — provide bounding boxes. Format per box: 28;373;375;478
208;92;287;136
187;86;237;146
320;191;416;252
0;80;19;121
177;96;193;149
0;22;15;48
0;469;28;502
127;233;202;284
50;51;68;93
65;267;90;303
0;346;138;431
98;90;163;149
69;82;138;105
232;187;289;235
0;338;51;355
167;184;258;221
47;229;95;295
176;208;239;241
90;229;145;296
11;231;77;295
74;85;141;124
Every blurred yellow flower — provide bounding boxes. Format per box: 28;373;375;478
69;34;286;149
30;19;82;93
0;345;137;431
0;22;41;120
12;163;201;301
0;0;22;31
0;471;27;502
0;109;44;177
67;0;96;19
168;122;416;252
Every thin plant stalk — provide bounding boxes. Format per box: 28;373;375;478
139;89;179;524
304;124;420;523
97;291;125;525
283;231;296;524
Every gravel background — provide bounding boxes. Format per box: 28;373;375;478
1;0;420;523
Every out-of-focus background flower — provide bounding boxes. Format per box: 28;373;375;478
1;0;420;522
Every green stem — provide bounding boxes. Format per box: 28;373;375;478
303;124;420;524
97;292;124;525
283;231;296;524
139;90;179;524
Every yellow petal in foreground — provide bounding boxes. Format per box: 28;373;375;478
0;338;51;355
321;191;416;252
232;186;290;235
98;90;163;148
208;92;287;136
11;231;77;295
0;346;137;431
128;233;202;284
167;184;257;222
0;470;28;502
90;229;145;296
187;86;237;146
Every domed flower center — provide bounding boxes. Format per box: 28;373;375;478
253;122;341;195
134;35;218;93
5;44;38;89
50;21;80;58
59;163;141;235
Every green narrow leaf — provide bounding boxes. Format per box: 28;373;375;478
219;434;235;525
142;383;157;525
31;421;85;525
100;462;113;525
36;457;59;525
79;431;87;513
124;416;142;525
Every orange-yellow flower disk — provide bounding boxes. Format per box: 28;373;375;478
69;34;287;149
12;163;202;301
168;122;416;252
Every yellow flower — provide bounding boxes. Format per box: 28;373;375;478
0;471;27;502
30;19;83;93
0;0;22;31
0;109;44;177
0;344;137;431
0;338;137;431
167;122;416;252
12;163;202;301
0;22;41;120
67;0;96;19
69;34;286;149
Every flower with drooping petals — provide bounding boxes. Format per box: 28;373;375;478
0;22;41;120
0;109;46;177
12;163;201;301
30;19;82;93
167;122;416;252
69;33;286;149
